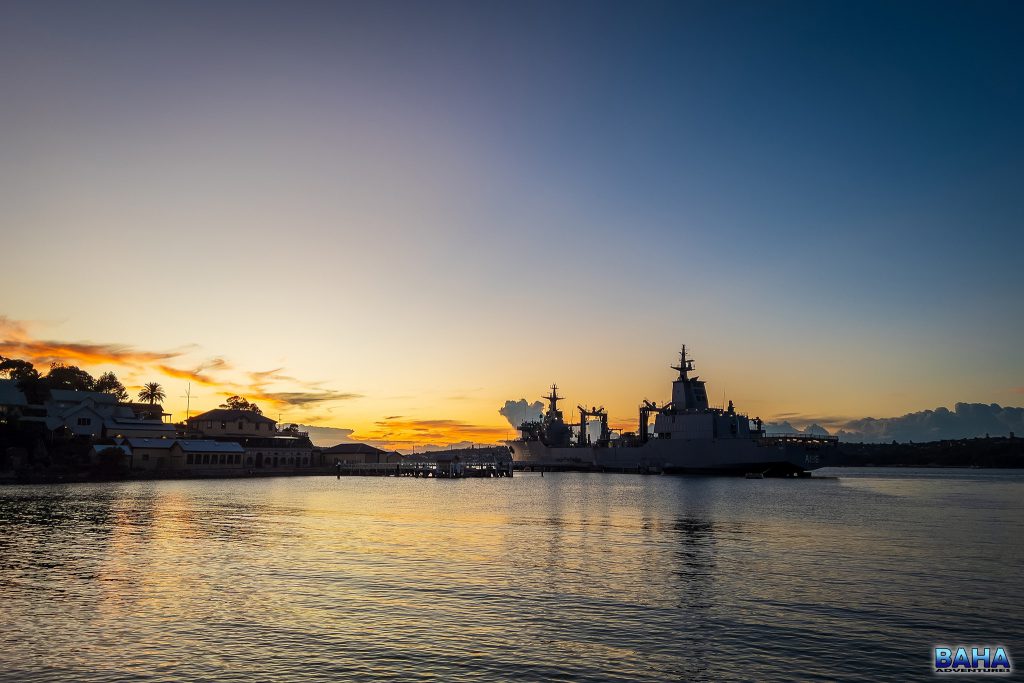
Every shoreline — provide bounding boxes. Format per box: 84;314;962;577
2;462;1021;486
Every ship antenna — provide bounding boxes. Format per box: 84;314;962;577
544;383;562;412
671;344;693;380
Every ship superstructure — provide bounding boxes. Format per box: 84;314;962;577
509;345;835;476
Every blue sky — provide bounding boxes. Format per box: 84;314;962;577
1;1;1022;444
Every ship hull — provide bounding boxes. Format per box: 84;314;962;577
508;437;832;475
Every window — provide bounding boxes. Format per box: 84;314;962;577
238;421;243;430
77;417;91;426
219;453;226;464
202;454;210;464
206;421;213;429
187;454;194;465
256;423;262;431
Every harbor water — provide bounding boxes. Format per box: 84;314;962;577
1;469;1022;681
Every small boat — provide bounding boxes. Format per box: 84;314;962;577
744;472;765;479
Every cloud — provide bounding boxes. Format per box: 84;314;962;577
295;424;357;447
239;363;361;411
295;423;414;453
1;316;183;368
294;419;505;453
499;398;544;429
248;389;363;408
415;441;477;452
198;358;231;373
157;363;222;385
764;412;854;428
1;315;361;417
248;367;297;384
764;421;831;436
356;417;509;449
0;317;29;337
834;403;1024;443
1014;387;1024;395
769;404;1024;442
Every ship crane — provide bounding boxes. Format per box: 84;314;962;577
638;399;669;444
577;404;610;446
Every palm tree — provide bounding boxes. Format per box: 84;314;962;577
138;382;166;405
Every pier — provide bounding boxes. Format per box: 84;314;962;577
333;460;514;478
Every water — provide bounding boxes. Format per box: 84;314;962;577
1;469;1021;681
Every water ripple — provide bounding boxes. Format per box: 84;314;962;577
1;470;1022;681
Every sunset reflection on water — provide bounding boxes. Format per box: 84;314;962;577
1;470;1021;681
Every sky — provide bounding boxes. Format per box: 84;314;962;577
2;0;1023;448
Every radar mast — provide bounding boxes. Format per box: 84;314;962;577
543;384;563;413
670;344;695;381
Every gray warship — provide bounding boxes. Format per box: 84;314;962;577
508;346;836;476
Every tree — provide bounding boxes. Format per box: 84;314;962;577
0;356;40;383
219;395;263;414
138;382;166;405
2;357;46;403
45;362;95;391
95;371;129;402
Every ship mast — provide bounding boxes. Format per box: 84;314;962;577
670;344;708;411
670;344;695;381
544;384;563;414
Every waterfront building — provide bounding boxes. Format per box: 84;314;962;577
171;440;246;470
321;443;399;465
186;409;277;437
434;452;463;477
44;390;174;439
186;409;314;469
89;443;132;467
103;415;176;440
44;390;114;438
126;438;176;471
238;435;314;469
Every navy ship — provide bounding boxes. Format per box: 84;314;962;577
508;346;836;476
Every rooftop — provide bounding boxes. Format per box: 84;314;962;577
175;440;246;453
127;438;175;449
105;417;175;429
323;443;387;455
189;408;276;425
49;389;118;404
91;444;132;456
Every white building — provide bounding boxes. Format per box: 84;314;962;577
45;390;174;439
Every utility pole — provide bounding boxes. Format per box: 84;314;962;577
180;383;197;420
